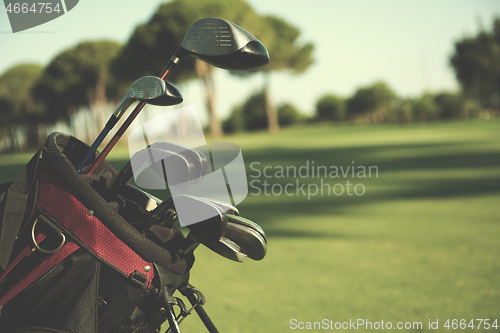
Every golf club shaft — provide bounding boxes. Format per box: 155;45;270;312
75;127;110;173
86;66;173;175
77;76;167;173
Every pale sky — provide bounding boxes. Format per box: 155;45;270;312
1;0;499;122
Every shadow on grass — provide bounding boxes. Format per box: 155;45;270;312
1;139;498;240
241;140;500;171
236;139;500;232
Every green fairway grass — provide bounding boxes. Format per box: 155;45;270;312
1;120;499;332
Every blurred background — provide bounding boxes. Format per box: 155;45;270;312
1;0;499;332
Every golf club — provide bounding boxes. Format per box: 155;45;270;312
175;196;265;260
109;147;197;195
117;183;161;212
202;197;240;216
148;196;238;229
86;17;269;175
204;237;247;262
174;195;228;245
224;222;267;260
227;214;265;238
178;233;246;263
150;194;262;262
75;76;182;173
149;142;208;186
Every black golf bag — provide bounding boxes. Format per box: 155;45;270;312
0;133;199;333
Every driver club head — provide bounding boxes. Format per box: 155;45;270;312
113;76;183;119
177;17;270;71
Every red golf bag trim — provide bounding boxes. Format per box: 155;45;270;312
0;233;46;283
0;237;79;307
35;172;155;287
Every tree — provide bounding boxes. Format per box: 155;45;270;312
0;64;43;150
32;40;122;128
450;18;500;109
223;90;267;133
315;94;345;121
110;0;263;137
346;81;396;121
239;90;268;131
277;103;303;126
0;64;42;123
244;15;314;133
391;98;413;123
434;92;465;120
222;105;245;134
111;1;313;136
413;93;439;121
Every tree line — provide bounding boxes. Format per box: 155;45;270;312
224;18;500;133
0;0;313;152
0;4;499;151
223;81;485;133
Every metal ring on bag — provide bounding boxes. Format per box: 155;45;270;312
31;218;66;254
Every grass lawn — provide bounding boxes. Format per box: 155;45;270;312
1;120;499;332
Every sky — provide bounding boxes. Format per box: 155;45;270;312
1;0;500;123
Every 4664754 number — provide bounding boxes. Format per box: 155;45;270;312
5;2;62;14
444;319;498;330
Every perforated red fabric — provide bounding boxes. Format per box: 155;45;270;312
36;173;154;286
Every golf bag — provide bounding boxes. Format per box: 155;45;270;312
0;132;195;333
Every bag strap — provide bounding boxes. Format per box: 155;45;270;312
0;238;79;307
0;148;45;272
36;172;155;287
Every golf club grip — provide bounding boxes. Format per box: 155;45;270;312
86;67;172;175
182;290;219;333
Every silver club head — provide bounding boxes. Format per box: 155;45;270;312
113;76;183;118
205;236;247;262
175;195;228;245
202;197;240;216
113;76;166;118
149;142;208;186
224;222;267;261
227;215;265;238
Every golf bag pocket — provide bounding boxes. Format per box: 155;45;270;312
0;133;194;333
